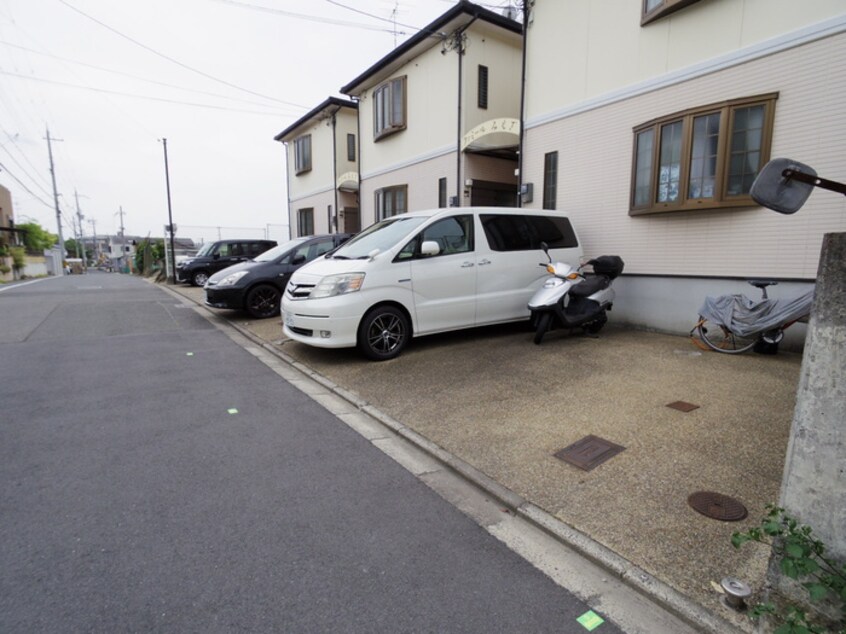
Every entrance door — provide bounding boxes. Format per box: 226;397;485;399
342;207;360;233
470;180;518;207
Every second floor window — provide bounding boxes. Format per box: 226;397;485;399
373;77;406;140
294;135;311;174
347;134;356;162
478;65;489;110
630;93;777;215
375;185;408;220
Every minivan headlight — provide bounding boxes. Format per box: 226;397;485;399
217;270;249;287
310;273;365;299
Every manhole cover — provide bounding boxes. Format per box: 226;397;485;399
688;491;748;521
667;401;699;412
554;435;625;471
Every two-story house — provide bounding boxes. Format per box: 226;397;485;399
275;97;359;237
519;0;846;336
339;1;522;225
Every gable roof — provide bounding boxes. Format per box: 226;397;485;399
273;96;357;142
340;0;521;96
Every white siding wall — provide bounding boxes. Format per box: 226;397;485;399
286;117;335;202
526;0;846;119
359;48;458;178
290;190;335;236
360;153;457;227
462;23;522;132
334;109;358;183
522;34;846;279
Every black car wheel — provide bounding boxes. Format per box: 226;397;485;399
191;270;210;287
245;284;281;319
357;306;409;361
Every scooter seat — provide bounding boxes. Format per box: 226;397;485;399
570;274;610;297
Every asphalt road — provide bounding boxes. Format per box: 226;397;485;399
0;273;625;633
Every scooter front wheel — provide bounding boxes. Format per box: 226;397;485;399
533;312;552;345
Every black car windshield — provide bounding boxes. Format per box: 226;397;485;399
329;216;429;259
254;237;309;262
195;242;215;257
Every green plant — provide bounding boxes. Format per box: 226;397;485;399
0;264;10;274
10;246;25;271
733;504;846;634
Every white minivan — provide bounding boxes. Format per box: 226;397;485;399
281;207;581;360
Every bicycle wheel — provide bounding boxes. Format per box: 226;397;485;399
696;317;758;354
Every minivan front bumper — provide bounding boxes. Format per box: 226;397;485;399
281;295;362;349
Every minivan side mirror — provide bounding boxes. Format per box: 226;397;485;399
421;241;441;257
291;254;307;265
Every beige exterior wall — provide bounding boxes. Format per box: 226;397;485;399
360;153;456;226
523;32;846;279
0;184;12;230
355;19;521;226
526;0;846;120
290;190;335;236
333;109;358;186
461;22;522;133
286;117;336;203
358;48;458;179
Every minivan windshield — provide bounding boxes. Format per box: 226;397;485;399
195;242;215;257
254;237;309;262
328;215;429;259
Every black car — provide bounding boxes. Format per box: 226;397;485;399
204;234;352;319
176;239;278;286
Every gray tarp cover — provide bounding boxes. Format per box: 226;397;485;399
698;289;814;337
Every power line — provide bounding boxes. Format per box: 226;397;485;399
58;0;309;110
0;70;302;117
213;0;407;35
0;159;53;209
0;39;307;111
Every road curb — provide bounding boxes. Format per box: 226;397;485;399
156;280;743;634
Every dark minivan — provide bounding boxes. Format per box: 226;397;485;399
176;239;277;286
204;233;352;319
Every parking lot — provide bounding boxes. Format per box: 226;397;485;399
168;281;802;630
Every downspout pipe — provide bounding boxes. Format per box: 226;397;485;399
331;110;339;232
454;18;478;207
517;2;529;208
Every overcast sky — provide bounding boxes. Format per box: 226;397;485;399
0;0;510;245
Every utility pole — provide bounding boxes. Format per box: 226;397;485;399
45;126;66;272
74;190;86;270
116;205;127;273
88;218;99;265
161;138;176;283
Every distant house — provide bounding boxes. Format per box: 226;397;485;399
275;97;359;237
0;184;25;247
519;0;846;335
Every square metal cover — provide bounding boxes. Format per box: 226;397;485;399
666;401;700;412
554;435;625;471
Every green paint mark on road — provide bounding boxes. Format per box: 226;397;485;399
186;352;194;356
577;610;604;631
228;408;239;415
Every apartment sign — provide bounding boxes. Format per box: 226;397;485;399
461;118;519;151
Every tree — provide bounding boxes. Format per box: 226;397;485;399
17;222;58;253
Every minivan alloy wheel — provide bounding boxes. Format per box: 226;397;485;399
358;306;409;361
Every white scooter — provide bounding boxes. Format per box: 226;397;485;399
528;243;624;345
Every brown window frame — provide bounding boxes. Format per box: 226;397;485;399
373;76;407;141
438;177;448;208
641;0;702;26
375;185;408;220
297;207;314;236
293;134;312;174
629;93;778;216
